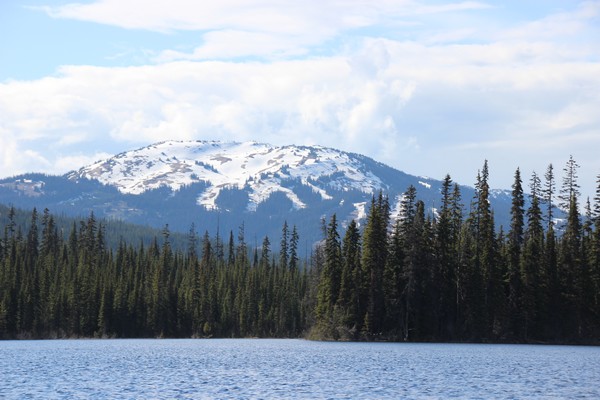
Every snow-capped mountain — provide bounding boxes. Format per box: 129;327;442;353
68;141;388;213
1;140;516;251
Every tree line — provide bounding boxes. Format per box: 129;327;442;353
313;157;600;343
0;211;309;339
1;157;599;343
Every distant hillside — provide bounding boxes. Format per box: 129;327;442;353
0;204;190;253
0;140;530;251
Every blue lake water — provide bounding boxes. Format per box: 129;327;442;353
1;339;599;399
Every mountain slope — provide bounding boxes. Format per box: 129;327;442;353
68;141;398;211
1;140;515;251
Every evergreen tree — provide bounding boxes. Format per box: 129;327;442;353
507;168;525;339
260;236;271;270
521;171;545;340
470;161;500;339
289;225;299;271
314;214;342;338
544;164;556;229
280;221;289;270
402;200;432;340
227;230;236;267
593;174;600;221
592;175;600;331
338;220;361;335
361;192;390;336
384;219;404;337
398;186;420;340
559;156;581;213
558;156;582;339
434;175;458;339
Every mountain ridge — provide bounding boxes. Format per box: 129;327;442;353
67;140;397;212
1;140;516;251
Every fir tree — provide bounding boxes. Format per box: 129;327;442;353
338;220;361;335
314;214;342;338
434;175;458;339
361;192;390;336
507;168;525;339
544;164;555;230
521;172;545;340
289;225;299;271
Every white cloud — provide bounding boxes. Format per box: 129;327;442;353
42;0;492;33
40;0;495;62
5;1;599;198
42;0;366;34
0;129;20;176
3;34;599;174
156;30;311;62
502;1;600;42
0;53;419;174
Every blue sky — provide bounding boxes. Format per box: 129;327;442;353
1;0;599;200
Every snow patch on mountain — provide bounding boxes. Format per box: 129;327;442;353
69;140;386;212
418;180;432;189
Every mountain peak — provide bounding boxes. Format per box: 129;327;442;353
2;140;525;253
67;140;389;212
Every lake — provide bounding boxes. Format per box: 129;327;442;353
1;339;598;399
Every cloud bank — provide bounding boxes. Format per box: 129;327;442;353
2;0;599;197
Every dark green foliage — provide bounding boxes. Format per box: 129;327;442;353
507;168;524;339
361;192;390;337
313;215;342;338
0;210;309;339
2;155;600;344
309;157;600;344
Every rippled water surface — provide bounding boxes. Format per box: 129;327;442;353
1;339;599;399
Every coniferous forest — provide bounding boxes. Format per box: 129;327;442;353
1;158;600;344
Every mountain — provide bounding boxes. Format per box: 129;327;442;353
0;140;516;251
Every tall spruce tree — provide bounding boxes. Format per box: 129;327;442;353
558;156;582;339
402;200;431;340
471;161;500;338
280;221;289;270
435;175;458;339
384;219;404;336
592;175;600;329
361;192;390;336
314;214;342;338
559;156;581;212
289;225;299;271
521;172;545;340
543;164;556;228
507;168;525;339
338;219;361;336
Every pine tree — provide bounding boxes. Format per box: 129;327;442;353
594;174;600;222
227;230;236;267
592;175;600;331
507;168;525;339
289;225;299;271
384;219;404;337
260;236;271;270
314;214;342;338
470;161;500;338
434;175;458;339
398;186;419;340
521;171;545;340
544;164;556;230
280;221;289;270
362;192;390;336
338;220;361;335
402;200;431;340
559;156;581;213
558;156;582;339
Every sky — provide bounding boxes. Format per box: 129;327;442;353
1;0;599;200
